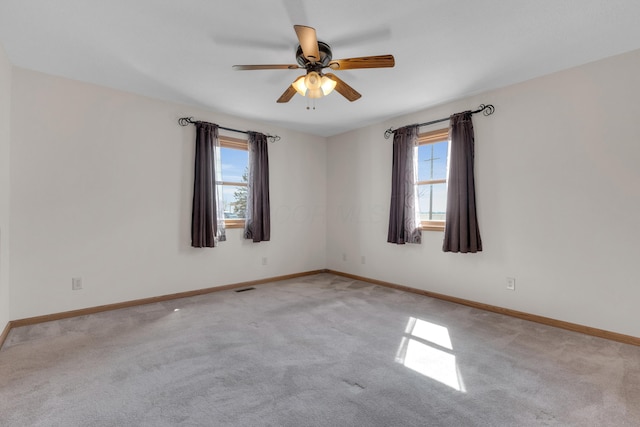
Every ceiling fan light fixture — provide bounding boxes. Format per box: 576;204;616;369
292;75;307;96
304;71;322;90
320;75;337;95
293;72;335;98
307;88;324;99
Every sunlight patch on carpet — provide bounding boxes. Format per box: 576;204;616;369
395;317;466;392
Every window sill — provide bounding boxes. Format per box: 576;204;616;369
421;221;445;232
224;219;245;229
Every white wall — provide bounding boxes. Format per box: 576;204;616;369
9;68;327;319
7;48;640;340
327;49;640;338
0;42;11;328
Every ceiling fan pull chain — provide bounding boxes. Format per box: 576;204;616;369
306;97;317;110
306;98;316;110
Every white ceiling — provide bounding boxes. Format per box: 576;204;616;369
2;0;640;137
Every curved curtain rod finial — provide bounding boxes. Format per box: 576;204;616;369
178;117;196;126
476;104;495;116
384;128;394;139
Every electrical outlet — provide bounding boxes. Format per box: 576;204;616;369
261;257;268;266
342;253;347;262
72;277;82;291
506;277;516;291
361;256;366;264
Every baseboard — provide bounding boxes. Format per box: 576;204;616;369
0;321;12;350
5;269;325;334
327;270;640;347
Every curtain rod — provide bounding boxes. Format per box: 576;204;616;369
178;117;281;143
383;104;495;139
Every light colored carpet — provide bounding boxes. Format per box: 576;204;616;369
1;273;639;426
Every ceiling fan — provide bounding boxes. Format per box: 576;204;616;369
233;25;395;103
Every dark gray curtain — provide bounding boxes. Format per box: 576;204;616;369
191;122;225;247
387;125;421;244
244;132;271;242
443;112;482;253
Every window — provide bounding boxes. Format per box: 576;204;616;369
417;128;449;231
219;135;248;229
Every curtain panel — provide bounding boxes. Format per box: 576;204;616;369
443;112;482;253
387;125;422;244
191;122;226;248
244;132;271;242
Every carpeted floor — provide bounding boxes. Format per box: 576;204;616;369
1;273;639;426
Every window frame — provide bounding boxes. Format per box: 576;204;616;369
219;135;248;229
416;128;449;232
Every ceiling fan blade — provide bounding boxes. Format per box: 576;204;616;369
277;85;297;103
294;25;320;63
324;73;361;102
328;55;395;70
233;64;300;70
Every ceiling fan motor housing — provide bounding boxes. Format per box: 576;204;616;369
296;41;332;70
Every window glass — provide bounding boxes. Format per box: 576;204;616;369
219;140;248;222
220;147;248;183
416;130;449;230
418;182;447;221
417;141;448;181
417;140;448;222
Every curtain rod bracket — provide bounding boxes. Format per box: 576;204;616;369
178;117;281;143
383;104;495;139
